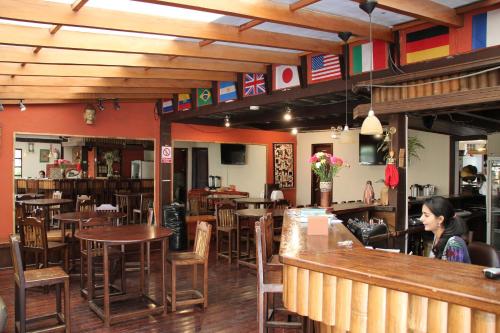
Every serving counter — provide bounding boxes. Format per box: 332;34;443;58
279;209;500;332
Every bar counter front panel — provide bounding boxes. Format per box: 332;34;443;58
279;209;500;333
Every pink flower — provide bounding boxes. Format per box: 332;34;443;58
308;155;318;163
335;158;343;166
329;156;337;164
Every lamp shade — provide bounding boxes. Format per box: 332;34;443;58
270;190;284;201
360;109;383;135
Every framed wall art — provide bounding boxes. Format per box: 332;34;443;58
273;143;294;188
39;149;50;162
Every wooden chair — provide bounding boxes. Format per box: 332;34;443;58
188;191;211;215
115;194;129;224
255;217;303;333
19;217;68;272
133;193;153;224
50;191;63;228
79;217;125;298
76;197;95;212
167;221;212;312
271;200;289;251
215;203;237;264
9;235;70;333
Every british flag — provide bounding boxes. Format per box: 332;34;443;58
243;73;266;97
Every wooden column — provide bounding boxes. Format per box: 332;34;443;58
388;114;406;245
159;117;173;225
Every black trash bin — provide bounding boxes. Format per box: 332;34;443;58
162;204;187;251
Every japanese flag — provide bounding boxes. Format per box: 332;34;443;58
273;65;300;91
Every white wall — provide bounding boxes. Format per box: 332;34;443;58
173;141;266;198
14;141;62;178
488;132;500;157
407;129;450;195
296;129;386;205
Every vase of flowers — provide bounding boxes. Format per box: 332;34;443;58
309;152;346;207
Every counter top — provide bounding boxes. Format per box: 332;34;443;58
331;202;395;214
279;209;500;315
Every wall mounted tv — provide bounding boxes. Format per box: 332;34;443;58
359;134;385;165
221;144;246;165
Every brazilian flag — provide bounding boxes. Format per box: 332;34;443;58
197;88;212;107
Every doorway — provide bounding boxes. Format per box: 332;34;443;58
192;147;209;189
173;148;188;204
310;143;333;206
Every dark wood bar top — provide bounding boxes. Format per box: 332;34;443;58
279;209;500;315
331;202;395;213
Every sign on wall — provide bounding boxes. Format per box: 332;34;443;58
161;145;172;164
273;143;294;188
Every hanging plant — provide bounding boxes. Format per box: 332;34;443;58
408;136;424;164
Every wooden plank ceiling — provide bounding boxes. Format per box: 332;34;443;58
1;0;494;136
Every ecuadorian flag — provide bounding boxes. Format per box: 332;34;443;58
406;25;449;64
472;8;500;49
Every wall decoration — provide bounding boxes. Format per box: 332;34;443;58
273;143;294;188
39;149;50;162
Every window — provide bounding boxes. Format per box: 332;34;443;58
14;149;22;177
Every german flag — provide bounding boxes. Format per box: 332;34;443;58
406;25;449;64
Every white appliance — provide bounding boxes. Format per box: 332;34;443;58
131;160;154;179
486;157;500;250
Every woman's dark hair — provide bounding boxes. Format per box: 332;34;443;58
423;196;466;259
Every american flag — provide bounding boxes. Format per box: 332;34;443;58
309;54;341;83
243;73;266;97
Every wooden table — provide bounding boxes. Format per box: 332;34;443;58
234;208;284;268
22;198;74;226
15;193;45;200
233;197;274;209
75;225;172;327
279;209;500;331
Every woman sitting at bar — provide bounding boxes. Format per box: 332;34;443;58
421;196;470;263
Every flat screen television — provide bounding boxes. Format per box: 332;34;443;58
221;144;246;165
359;134;385;165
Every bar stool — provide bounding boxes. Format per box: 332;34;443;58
167;221;212;312
9;235;71;333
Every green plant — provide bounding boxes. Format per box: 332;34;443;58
408;136;424;163
309;152;346;182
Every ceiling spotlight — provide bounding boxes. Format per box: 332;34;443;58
19;100;26;112
97;99;105;111
224;115;231;127
0;102;4;112
249;105;260;111
291;128;298;135
113;99;120;111
283;107;292;121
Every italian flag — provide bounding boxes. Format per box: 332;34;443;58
351;40;388;75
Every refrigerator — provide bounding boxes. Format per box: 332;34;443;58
131;160;154;179
486;157;500;250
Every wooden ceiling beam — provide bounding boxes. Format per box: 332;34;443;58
0;45;267;73
0;62;236;81
0;24;300;65
351;0;462;27
133;0;393;42
1;99;157;105
0;75;211;88
239;20;265;32
290;0;321;12
0;92;173;100
0;86;190;95
0;0;340;54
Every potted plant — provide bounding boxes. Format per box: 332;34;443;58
309;152;347;207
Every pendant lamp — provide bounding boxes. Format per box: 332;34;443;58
359;0;383;135
337;31;352;133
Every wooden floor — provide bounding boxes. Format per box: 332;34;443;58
0;244;271;333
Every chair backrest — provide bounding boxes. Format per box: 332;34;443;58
9;235;25;284
116;194;128;212
255;221;265;290
140;193;154;211
19;216;48;251
52;191;62;199
193;221;212;260
95;204;119;212
77;198;95;212
259;213;274;263
468;242;500;267
188;197;200;216
215;203;236;229
147;208;155;225
79;217;113;252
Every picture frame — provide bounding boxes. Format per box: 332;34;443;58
39;149;50;162
273;143;294;188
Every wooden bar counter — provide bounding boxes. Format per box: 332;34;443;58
279;209;500;333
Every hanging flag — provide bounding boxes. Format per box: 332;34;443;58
307;54;341;84
405;25;449;64
161;99;173;113
218;81;237;103
177;93;191;111
351;40;388;75
471;8;500;50
273;65;300;90
243;73;266;97
196;88;212;107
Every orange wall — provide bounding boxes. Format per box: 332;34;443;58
171;123;297;204
0;101;160;240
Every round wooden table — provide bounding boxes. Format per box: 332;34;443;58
234;209;284;269
233;197;274;209
22;198;74;225
75;225;172;327
15;193;45;200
